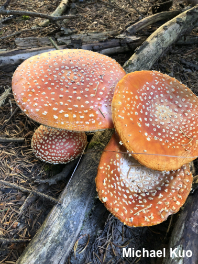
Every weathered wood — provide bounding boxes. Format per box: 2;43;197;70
15;37;53;49
0;9;75;21
0;46;62;72
163;187;198;264
16;129;114;264
126;10;180;34
0;34;144;72
39;0;69;27
56;30;118;46
124;5;198;72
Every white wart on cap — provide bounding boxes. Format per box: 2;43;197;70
31;125;87;164
96;133;193;227
12;49;126;132
112;70;198;171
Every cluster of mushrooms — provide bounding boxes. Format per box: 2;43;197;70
12;49;198;227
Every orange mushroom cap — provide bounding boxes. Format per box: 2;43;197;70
12;49;126;132
31;125;87;164
112;70;198;171
95;133;193;227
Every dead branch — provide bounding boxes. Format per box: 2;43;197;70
126;10;180;34
0;9;76;21
35;158;79;185
0;137;24;142
124;5;198;72
39;0;69;27
0;107;18;131
19;185;47;216
0;87;11;107
0;179;59;204
0;47;61;72
48;37;61;50
0;238;31;243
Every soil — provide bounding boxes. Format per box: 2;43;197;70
0;0;198;263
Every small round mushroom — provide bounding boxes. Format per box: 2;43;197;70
31;125;87;164
95;133;193;227
112;70;198;171
12;49;126;132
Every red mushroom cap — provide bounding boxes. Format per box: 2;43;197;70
95;133;193;227
31;125;87;164
12;49;126;132
112;70;198;171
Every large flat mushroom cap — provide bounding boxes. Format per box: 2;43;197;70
31;125;87;164
12;49;126;132
112;70;198;171
95;133;193;227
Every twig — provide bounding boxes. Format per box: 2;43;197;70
39;0;70;27
0;87;11;107
0;179;60;204
19;184;48;216
0;107;18;131
0;137;24;143
0;9;76;21
35;158;79;185
49;37;60;50
0;238;31;243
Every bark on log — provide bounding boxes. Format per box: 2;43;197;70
163;188;198;264
0;46;62;72
16;129;113;264
124;5;198;72
126;10;180;34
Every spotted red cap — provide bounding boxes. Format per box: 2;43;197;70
31;125;87;164
112;70;198;171
95;133;193;227
12;49;126;132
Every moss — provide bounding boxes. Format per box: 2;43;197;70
21;15;30;20
43;164;51;172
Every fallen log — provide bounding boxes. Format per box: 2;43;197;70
0;33;144;72
163;186;198;264
16;129;114;264
126;10;180;34
2;7;195;72
0;46;62;72
124;5;198;72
